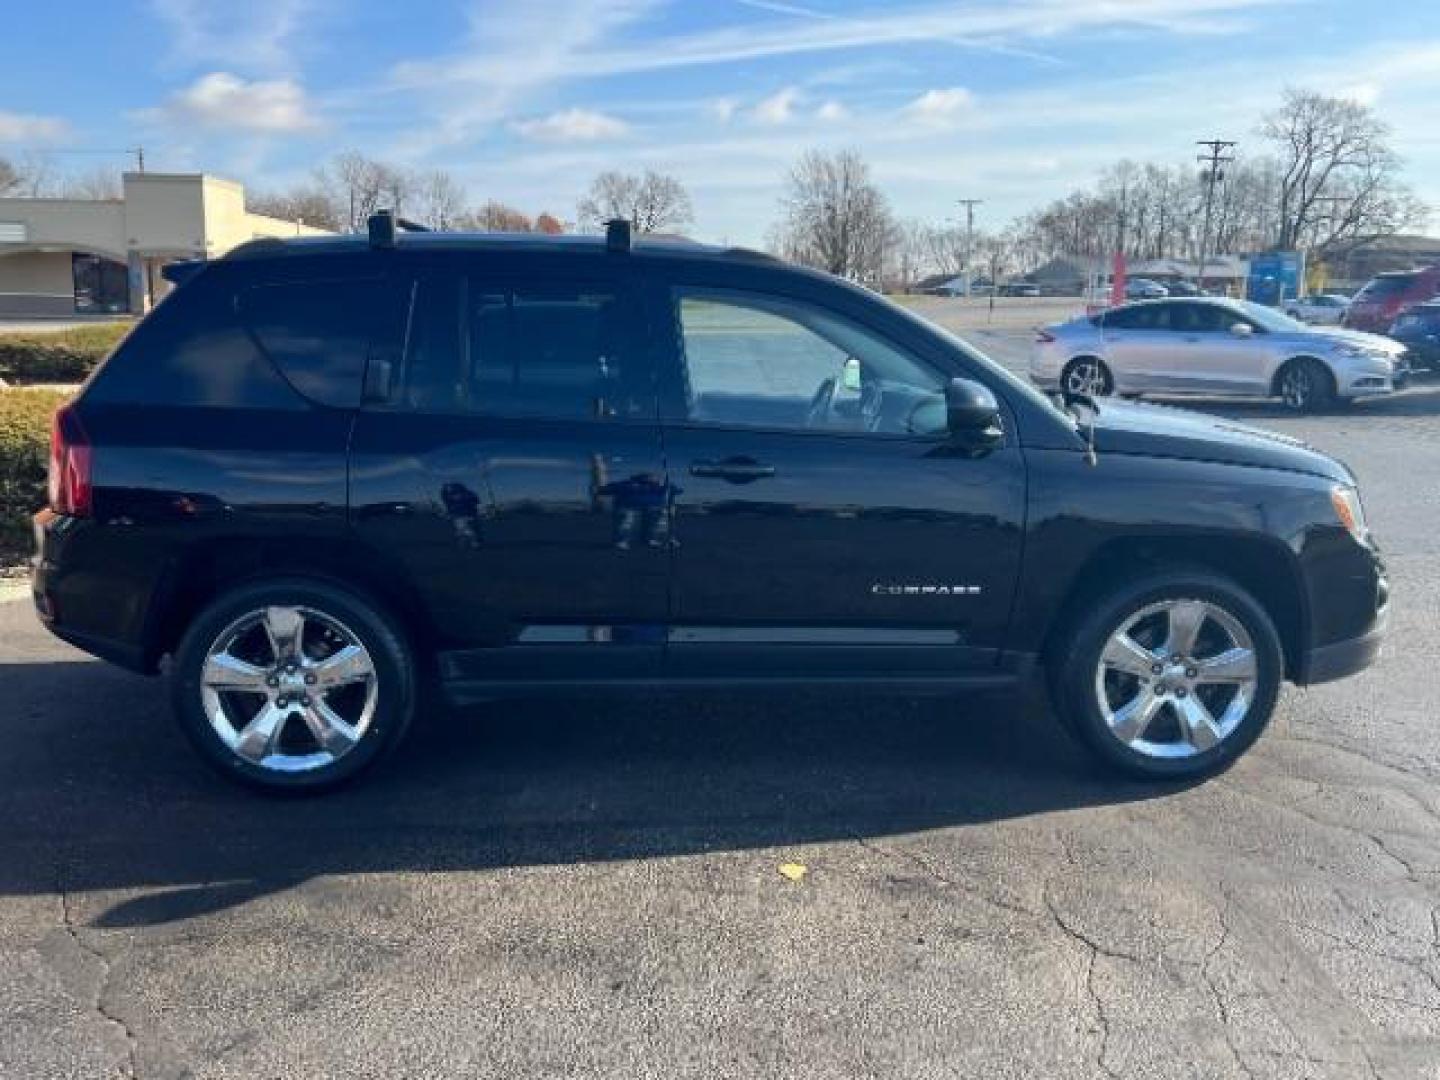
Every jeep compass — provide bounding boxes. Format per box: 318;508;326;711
31;215;1388;791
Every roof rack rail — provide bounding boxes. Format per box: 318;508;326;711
605;218;632;254
368;209;431;249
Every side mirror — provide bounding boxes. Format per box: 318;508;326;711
945;378;1003;448
1229;322;1253;338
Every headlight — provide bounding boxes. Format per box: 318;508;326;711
1330;485;1368;541
1334;344;1392;361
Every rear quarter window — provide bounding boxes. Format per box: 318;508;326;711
240;278;392;409
85;269;301;410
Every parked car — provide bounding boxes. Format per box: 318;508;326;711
32;218;1387;791
1125;278;1169;300
1285;293;1350;325
1164;280;1202;297
1388;301;1440;373
1032;297;1408;411
998;282;1041;297
1342;267;1440;332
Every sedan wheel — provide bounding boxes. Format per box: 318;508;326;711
1279;358;1335;412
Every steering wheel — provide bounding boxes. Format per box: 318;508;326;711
805;376;838;428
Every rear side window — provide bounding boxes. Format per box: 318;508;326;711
1103;304;1168;330
240;279;387;409
468;281;645;420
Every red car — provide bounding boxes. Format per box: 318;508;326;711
1343;266;1440;332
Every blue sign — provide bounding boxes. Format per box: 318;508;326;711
1247;251;1304;306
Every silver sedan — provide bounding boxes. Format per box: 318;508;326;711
1031;298;1407;412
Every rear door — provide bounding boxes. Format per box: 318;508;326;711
649;273;1026;677
1099;302;1171;390
348;252;669;685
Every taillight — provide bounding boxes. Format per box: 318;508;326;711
48;405;92;517
1035;328;1056;344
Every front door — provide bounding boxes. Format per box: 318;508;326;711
652;282;1026;677
349;255;669;685
1154;301;1271;395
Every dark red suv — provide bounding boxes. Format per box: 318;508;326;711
1343;266;1440;332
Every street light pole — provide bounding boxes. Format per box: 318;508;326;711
1196;139;1235;294
957;199;982;297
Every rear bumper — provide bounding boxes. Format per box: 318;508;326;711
1296;599;1387;686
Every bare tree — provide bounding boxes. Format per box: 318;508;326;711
314;151;413;230
58;168;123;200
457;201;533;232
534;211;565;235
410;169;467;230
0;157;24;196
772;150;897;286
577;170;693;233
247;185;346;231
1261;88;1424;253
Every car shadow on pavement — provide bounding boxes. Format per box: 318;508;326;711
0;658;1188;928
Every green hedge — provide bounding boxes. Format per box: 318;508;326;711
0;390;70;558
0;323;131;385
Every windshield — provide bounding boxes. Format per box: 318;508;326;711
1234;300;1308;333
1356;274;1417;300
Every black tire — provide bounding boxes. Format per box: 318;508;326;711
1061;356;1114;397
1048;569;1283;781
1277;357;1336;413
171;577;415;793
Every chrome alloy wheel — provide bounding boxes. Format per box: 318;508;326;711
1280;363;1315;410
1064;359;1109;396
200;605;378;773
1093;599;1258;759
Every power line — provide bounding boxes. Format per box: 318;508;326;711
13;147;145;171
1195;139;1235;290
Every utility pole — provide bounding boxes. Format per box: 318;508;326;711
1195;139;1235;294
956;198;982;297
131;146;145;173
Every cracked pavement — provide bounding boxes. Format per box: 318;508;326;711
2;315;1438;1078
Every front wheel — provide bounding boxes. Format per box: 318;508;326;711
1049;570;1283;780
171;577;416;792
1277;357;1336;413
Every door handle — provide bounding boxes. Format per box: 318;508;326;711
689;457;776;483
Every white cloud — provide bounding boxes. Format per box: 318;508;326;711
512;108;629;141
754;87;802;124
149;0;311;73
902;87;975;126
709;97;740;123
1338;81;1380;107
0;111;69;143
816;100;850;122
142;72;320;134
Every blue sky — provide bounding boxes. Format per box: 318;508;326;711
2;0;1438;243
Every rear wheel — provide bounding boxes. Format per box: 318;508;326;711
1049;570;1283;780
1277;357;1336;413
171;577;415;792
1061;356;1114;397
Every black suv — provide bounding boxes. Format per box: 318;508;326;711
32;216;1388;791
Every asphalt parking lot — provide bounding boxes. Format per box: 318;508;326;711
3;301;1438;1079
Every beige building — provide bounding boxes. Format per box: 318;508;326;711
0;172;333;318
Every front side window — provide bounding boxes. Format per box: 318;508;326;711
673;290;946;436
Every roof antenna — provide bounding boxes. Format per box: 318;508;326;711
605;218;632;254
